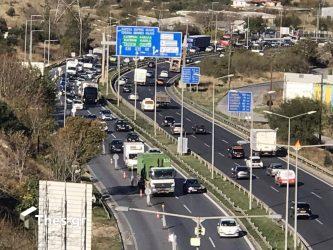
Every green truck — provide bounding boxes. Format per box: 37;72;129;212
136;152;176;195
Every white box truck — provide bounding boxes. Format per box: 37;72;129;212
250;129;277;156
123;142;145;170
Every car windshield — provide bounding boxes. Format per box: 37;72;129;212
221;220;237;227
102;110;111;114
298;203;310;209
187;179;200;186
112;140;122;145
129;154;137;159
272;164;283;168
145;101;154;105
151;169;175;179
166;117;174;121
252;158;261;163
237;167;248;171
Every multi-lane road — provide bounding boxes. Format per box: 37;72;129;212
117;61;333;249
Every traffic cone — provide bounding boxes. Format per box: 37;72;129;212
123;171;126;179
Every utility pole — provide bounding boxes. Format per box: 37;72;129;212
24;20;28;62
319;74;324;142
269;59;273;110
246;16;249;49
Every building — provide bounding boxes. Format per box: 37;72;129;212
232;0;250;8
321;7;333;18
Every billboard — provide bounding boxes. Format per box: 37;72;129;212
38;181;92;250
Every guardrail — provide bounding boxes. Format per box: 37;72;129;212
106;64;310;250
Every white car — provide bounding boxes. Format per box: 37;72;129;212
100;109;112;120
217;218;241;238
99;121;109;132
219;53;225;58
146;71;153;78
73;99;84;110
205;46;214;52
118;77;128;86
216;46;224;51
246;156;264;168
159;70;169;78
128;94;139;100
123;57;130;64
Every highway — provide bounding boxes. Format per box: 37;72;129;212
117;61;333;249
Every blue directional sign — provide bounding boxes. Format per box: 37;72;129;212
159;32;182;58
228;91;252;112
181;67;200;85
116;26;160;57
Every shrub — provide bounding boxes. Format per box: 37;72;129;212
6;7;16;17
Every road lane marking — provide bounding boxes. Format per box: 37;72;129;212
234;162;240;166
222;139;229;144
87;110;91;114
176;112;181;115
218;153;225;157
204;143;210;148
191;135;197;138
316;219;324;225
253;174;259;179
158;113;163;117
186;117;192;122
183;205;192;213
209;237;216;248
311;192;322;199
111;134;116;138
270;186;279;193
175;196;179;199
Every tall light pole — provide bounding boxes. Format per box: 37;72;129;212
24;20;28;62
264;110;317;250
29;15;43;62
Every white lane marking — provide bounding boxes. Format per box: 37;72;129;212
316;219;324;225
253;174;260;179
176;112;181;115
183;204;192;213
111;134;116;138
311;192;322;199
234;162;240;166
175;196;179;199
191;135;197;138
87;110;91;114
218;153;225;157
222;139;229;144
158;113;163;117
209;237;216;248
204;143;210;148
186;117;192;122
270;186;279;193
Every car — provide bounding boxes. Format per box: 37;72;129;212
73;99;84;110
171;123;184;135
266;163;284;176
162;116;175;127
147;148;161;153
114;120;133;132
123;57;130;64
109;139;123;153
146;71;154;78
99;121;110;133
85;114;97;120
100;109;113;121
245;156;263;168
122;85;132;93
189;46;200;53
128;94;139;100
192;125;207;134
227;145;245;159
275;169;296;187
186;57;193;64
118;77;128;86
148;61;155;68
157;77;166;85
205;46;214;52
183;178;206;194
217;218;241;238
219;53;225;57
126;132;140;142
290;202;312;219
159;70;169;78
231;166;250;179
216;46;224;51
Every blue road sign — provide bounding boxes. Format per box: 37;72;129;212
228;91;252;112
116;26;160;57
159;32;182;58
181;67;200;85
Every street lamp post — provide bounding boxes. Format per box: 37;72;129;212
263;110;317;250
29;15;43;62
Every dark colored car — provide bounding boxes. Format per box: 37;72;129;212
148;61;156;68
266;163;284;176
192;125;207;134
183;178;207;194
231;166;250;179
162;116;175;127
291;202;312;219
114;120;133;132
109;139;123;153
85;114;97;120
227;145;245;159
126;132;140;142
122;85;132;93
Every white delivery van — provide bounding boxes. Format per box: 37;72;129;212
123;142;145;170
141;98;155;111
275;169;296;187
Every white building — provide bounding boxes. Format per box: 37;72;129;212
321;7;333;18
232;0;250;7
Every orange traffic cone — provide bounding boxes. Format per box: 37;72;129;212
123;171;126;179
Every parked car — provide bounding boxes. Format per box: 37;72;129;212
231;166;250;179
100;109;113;121
217;218;241;238
162;116;175;127
114;120;133;132
290;202;312;219
126;132;140;142
171;123;184;135
183;178;206;194
266;163;284;177
109;139;123;153
245;156;263;168
227;145;245;159
192;125;207;134
159;70;169;78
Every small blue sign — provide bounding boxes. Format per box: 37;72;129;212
181;67;200;85
159;32;182;58
228;91;252;112
116;26;160;57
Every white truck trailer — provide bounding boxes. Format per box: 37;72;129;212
250;129;277;156
123;142;145;170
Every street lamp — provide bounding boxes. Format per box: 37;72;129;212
263;110;316;250
28;15;43;62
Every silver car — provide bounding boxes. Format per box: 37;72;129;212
231;166;250;179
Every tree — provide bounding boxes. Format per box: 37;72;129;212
50;117;106;182
275;14;301;28
0;18;8;33
266;98;321;144
292;39;317;64
6;7;15;17
248;17;265;33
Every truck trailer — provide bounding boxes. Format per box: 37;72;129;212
187;35;211;51
250;129;277;156
123;141;145;170
156;92;171;107
80;82;98;105
136;152;175;195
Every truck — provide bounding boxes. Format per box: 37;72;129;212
250;129;277;156
136;152;175;195
141;98;155;111
80;81;98;104
66;59;79;75
156;92;171;107
187;35;211;51
123;142;145;170
169;58;181;73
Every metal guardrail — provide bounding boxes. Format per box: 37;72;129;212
107;64;309;250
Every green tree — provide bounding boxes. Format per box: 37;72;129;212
0;18;8;33
248;17;265;33
266;98;320;144
275;14;301;28
0;101;27;132
6;7;15;17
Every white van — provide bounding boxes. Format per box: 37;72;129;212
275;169;295;187
141;98;155;111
